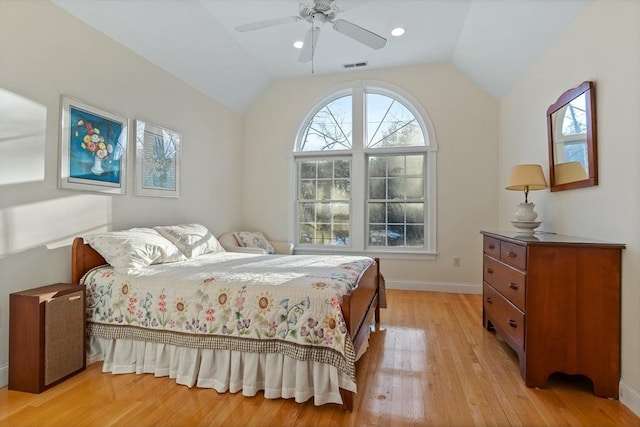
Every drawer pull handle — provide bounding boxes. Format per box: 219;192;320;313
508;319;518;328
486;268;494;274
69;295;82;301
485;297;493;304
488;244;495;249
507;251;517;258
509;283;519;290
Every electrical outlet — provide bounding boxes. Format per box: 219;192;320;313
453;257;461;267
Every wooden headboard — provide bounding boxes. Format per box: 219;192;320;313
71;237;107;284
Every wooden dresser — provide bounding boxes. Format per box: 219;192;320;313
480;230;624;398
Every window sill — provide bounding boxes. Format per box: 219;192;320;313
293;247;438;261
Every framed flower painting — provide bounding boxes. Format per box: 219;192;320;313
135;120;181;198
59;96;128;194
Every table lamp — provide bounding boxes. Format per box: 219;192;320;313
505;164;548;234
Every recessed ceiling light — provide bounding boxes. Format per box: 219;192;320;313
293;41;304;49
391;27;405;37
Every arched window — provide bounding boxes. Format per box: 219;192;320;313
294;81;437;255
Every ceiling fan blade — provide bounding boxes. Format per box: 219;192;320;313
235;16;302;32
332;19;386;50
299;26;321;63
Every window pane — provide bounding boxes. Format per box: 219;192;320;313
299;180;315;199
317;181;333;200
335;159;350;178
333;202;350;222
366;93;425;148
333;224;350;245
300;96;352;151
366;153;425;249
368;156;387;177
369;225;387;246
406;155;423;175
299;224;315;244
369;178;386;199
388;178;406;199
300;161;316;179
299;202;315;222
316;224;332;244
388;225;404;246
317;202;331;222
296;158;352;246
405;178;424;199
317;160;333;178
406;203;424;223
333;180;350;199
388;156;405;176
369;202;385;223
406;225;424;246
388;203;405;223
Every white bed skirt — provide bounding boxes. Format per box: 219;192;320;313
88;337;357;406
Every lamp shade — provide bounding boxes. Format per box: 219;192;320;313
554;161;588;185
506;164;548;191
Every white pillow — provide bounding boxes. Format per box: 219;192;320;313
233;231;275;254
84;228;186;274
153;223;224;258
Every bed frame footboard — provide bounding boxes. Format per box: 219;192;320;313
339;258;381;412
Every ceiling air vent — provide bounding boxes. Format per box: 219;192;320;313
343;61;368;69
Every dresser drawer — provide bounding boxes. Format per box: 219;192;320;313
500;241;526;270
483;283;524;352
483;236;501;259
483;255;526;311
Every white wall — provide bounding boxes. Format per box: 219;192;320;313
243;64;499;292
499;0;640;414
0;1;244;384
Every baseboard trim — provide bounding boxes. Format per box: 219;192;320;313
620;379;640;417
0;363;8;388
385;279;482;294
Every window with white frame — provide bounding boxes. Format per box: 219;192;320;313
294;82;437;255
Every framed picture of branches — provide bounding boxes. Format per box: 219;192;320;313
135;120;181;198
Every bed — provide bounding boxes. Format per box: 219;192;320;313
71;225;383;412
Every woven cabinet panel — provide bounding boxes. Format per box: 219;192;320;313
44;290;84;385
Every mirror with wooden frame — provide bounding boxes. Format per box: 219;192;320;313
547;81;597;191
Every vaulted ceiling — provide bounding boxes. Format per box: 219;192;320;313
52;0;591;114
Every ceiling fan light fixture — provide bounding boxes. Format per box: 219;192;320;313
391;27;405;37
237;0;388;63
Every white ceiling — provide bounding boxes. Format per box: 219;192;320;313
51;0;591;114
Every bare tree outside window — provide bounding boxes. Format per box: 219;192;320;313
366;93;424;148
300;96;352;151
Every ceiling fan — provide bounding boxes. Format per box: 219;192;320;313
235;0;387;63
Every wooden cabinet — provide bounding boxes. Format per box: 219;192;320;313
481;231;624;398
9;283;86;393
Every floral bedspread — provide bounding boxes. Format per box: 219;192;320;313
82;252;375;380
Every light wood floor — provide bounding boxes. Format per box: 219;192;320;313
1;290;638;426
